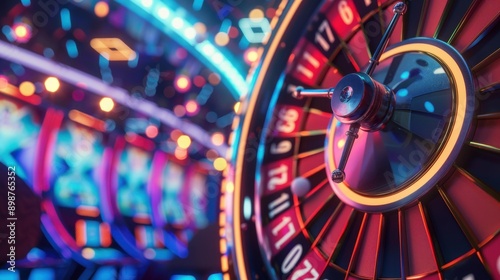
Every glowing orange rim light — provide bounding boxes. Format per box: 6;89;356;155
231;1;298;279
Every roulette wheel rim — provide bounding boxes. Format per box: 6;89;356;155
226;0;500;279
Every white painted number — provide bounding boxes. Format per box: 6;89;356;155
295;52;320;80
462;274;474;280
291;260;319;280
272;216;296;250
338;0;354;25
268;192;290;219
270;140;292;154
276;108;299;133
281;244;303;274
315;20;335;52
267;164;288;191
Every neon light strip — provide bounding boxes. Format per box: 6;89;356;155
115;0;248;99
232;0;296;278
0;41;227;155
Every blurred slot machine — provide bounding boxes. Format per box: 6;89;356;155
35;110;143;279
142;154;223;279
0;94;65;279
151;155;217;258
109;137;174;263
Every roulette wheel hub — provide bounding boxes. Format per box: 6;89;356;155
326;38;475;211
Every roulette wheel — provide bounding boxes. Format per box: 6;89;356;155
226;0;500;279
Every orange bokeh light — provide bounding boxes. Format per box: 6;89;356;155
44;77;60;93
175;75;191;93
13;23;32;43
94;1;110;18
208;73;220;85
19;81;35;96
215;32;230;46
175;147;188;160
177;135;191;149
213;157;227;171
0;76;9;89
14;25;28;38
211;132;225;146
185;100;199;114
99;97;114;112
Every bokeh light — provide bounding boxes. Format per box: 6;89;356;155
185;100;199;115
228;26;239;38
211;132;225;146
14;25;27;37
175;147;188;160
172;17;184;29
82;248;95;259
99;97;114;112
233;102;241;113
206;149;219;161
193;75;206;87
141;0;153;8
145;125;159;138
266;8;276;18
157;7;170;19
73;29;86;41
19;81;35;96
44;77;60;93
170;129;182;141
249;8;264;19
94;1;109;18
0;76;8;89
174;105;186;117
337;139;345;149
244;48;259;64
193;22;207;34
13;23;31;43
175;75;191;93
177;135;192;149
215;32;230;46
175;48;188;60
213;157;227;171
184;27;197;40
208;73;220;85
144;248;156;260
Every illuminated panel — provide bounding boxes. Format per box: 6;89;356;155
52;123;101;211
160;161;187;227
117;146;152;219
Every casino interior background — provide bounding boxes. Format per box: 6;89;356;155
0;0;499;280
